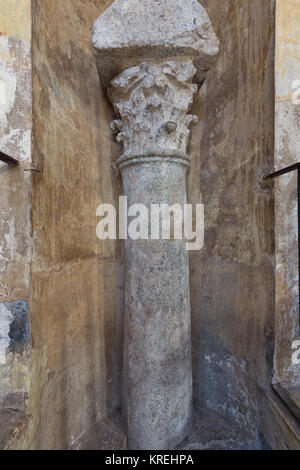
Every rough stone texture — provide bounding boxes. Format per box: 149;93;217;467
93;0;219;449
179;407;271;450
273;0;300;386
0;0;32;449
0;392;29;449
92;0;219;89
122;162;192;450
71;417;127;450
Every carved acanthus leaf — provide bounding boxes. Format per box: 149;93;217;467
108;61;199;164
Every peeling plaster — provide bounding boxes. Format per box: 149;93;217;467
0;0;31;45
0;303;12;365
0;301;29;366
0;38;17;133
0;0;32;450
274;0;300;384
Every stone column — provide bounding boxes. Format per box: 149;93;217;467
92;0;219;450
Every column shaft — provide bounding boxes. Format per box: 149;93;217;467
122;161;192;449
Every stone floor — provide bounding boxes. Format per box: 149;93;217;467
77;407;271;450
178;408;270;450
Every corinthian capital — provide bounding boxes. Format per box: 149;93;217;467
108;61;199;170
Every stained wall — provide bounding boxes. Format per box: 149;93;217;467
189;0;275;442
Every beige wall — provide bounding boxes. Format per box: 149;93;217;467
190;0;275;440
0;0;32;449
27;0;125;449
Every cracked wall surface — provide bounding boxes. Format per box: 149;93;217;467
0;0;32;449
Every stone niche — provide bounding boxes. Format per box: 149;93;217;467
92;0;219;450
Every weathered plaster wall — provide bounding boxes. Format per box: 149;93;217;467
0;0;32;449
274;0;300;385
27;0;125;450
189;0;275;441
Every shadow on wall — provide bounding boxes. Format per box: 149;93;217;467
189;0;275;438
